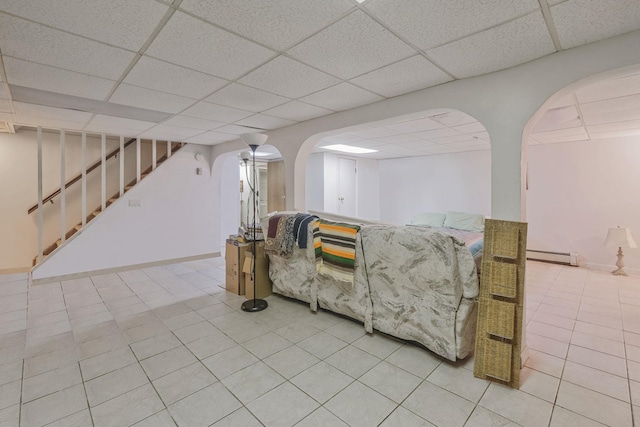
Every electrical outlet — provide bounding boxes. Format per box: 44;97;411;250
128;199;141;207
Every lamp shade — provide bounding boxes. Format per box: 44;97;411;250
604;227;637;248
240;133;268;147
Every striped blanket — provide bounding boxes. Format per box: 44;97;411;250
316;219;360;284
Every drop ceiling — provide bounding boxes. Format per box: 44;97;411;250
0;0;639;154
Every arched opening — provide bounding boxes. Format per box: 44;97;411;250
215;143;283;252
302;109;491;224
523;65;640;270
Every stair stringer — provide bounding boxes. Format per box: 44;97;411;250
32;144;218;280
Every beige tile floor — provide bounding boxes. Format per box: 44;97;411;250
0;259;639;426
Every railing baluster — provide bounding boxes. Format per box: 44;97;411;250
81;132;87;227
136;137;141;183
119;136;124;197
152;139;157;170
101;134;106;211
60;130;66;244
37;126;43;263
167;140;172;158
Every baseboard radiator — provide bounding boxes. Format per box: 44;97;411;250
526;249;578;266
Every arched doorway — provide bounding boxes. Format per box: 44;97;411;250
303;109;491;224
523;66;640;270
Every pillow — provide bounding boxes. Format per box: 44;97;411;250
409;212;446;227
443;211;485;232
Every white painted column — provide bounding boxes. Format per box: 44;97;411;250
119;136;124;197
101;134;106;211
152;139;157;170
60;130;66;244
81;132;87;226
37;126;43;262
136;137;141;183
167;140;172;158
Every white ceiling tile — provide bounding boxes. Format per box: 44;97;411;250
215;124;262;135
470;131;491;141
146;11;275;80
179;0;354;51
375;144;422;156
579;93;640;117
287;10;416;80
394;139;439;149
109;84;195;114
430;134;477;144
0;84;8;100
581;107;640;126
235;114;296;130
546;94;576;109
452;121;486;134
365;0;539;50
551;0;640;49
182;102;253;122
587;119;640;134
0;100;11;113
124;56;229;100
185;131;237;145
350;55;452;98
300;83;383;111
321;134;366;144
162;115;225;131
4;57;115;100
427;12;555;79
386;117;443;133
374;133;421;144
14;102;93;123
239;56;341;99
428;111;477;127
206;83;289;112
590;128;640;139
0;15;136;80
262;101;334;122
533;105;581;132
412;127;462;139
531;126;587;141
89;115;156;131
528;137;541;146
138;129;191;141
348;127;400;139
576;72;640;103
0;0;168;51
82;124;143;138
144;124;204;139
439;140;491;150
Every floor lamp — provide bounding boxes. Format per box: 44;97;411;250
240;133;268;313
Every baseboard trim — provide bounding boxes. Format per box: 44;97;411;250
31;252;221;285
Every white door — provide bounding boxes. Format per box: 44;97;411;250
338;157;357;217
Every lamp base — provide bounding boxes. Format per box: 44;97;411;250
241;299;268;312
612;247;628;276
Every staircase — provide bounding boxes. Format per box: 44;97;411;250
31;142;184;266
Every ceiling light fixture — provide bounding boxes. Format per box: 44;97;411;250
322;144;378;154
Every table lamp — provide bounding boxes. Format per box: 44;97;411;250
604;226;637;276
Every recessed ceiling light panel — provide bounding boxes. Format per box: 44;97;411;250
322;144;378;154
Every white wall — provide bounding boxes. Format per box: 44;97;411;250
305;153;325;212
32;144;218;279
379;150;492;224
527;136;640;270
219;154;240;250
0;128;159;270
356;157;380;221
